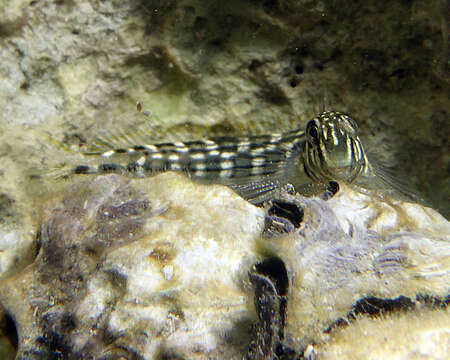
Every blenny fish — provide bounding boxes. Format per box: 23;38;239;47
60;111;411;204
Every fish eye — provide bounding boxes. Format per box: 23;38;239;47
306;121;319;141
309;126;318;139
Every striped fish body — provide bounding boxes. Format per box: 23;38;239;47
74;129;310;203
66;111;388;204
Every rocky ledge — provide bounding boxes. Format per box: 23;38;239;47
0;173;448;359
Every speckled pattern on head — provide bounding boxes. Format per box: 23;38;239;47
70;111;369;204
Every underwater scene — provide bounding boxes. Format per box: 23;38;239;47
0;0;448;359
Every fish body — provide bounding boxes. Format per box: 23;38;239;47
78;130;306;184
63;111;406;204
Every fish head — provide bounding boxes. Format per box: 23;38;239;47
303;111;367;184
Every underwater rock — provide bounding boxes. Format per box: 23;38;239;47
0;1;448;357
0;174;265;359
0;0;448;218
252;185;449;358
0;191;36;281
0;174;448;359
317;306;450;360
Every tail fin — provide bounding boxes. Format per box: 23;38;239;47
28;131;93;180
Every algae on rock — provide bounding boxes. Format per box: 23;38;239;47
0;0;448;217
0;174;448;359
0;0;448;358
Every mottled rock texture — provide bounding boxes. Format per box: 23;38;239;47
0;0;448;359
0;174;448;359
318;307;450;360
257;185;449;356
0;174;265;359
0;0;448;218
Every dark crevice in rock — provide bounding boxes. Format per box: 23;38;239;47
268;201;304;229
1;311;18;350
248;59;264;72
155;347;187;360
349;296;415;317
323;294;449;334
264;200;304;237
254;258;289;297
320;180;340;200
0;193;15;222
415;294;449;309
248;257;290;359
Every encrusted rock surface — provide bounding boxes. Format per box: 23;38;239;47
0;174;265;359
0;174;448;359
0;0;448;216
0;0;449;359
318;307;450;360
258;185;449;356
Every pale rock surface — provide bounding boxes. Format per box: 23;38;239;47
0;0;448;358
0;174;266;359
0;174;448;359
318;307;450;360
262;185;449;355
0;0;448;216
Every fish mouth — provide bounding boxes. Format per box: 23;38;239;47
326;156;354;169
325;163;361;183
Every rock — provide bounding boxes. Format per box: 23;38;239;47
0;174;265;359
0;0;448;358
0;188;36;282
0;0;448;217
317;307;450;360
255;185;449;356
0;174;448;359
